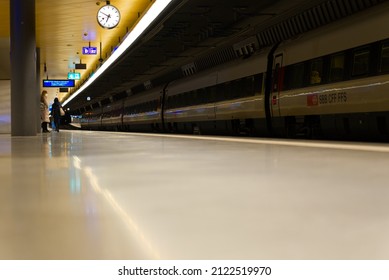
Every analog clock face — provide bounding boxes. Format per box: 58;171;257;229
97;4;121;29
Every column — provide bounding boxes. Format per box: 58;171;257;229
36;48;41;133
10;0;37;136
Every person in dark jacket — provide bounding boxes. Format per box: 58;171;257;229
51;97;63;132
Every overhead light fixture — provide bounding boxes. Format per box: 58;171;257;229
62;0;173;107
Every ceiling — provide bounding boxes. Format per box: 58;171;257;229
0;0;385;113
0;0;153;103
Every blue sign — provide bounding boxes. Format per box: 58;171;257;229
68;72;81;80
82;47;98;55
43;80;75;87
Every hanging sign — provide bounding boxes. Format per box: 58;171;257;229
82;47;98;55
68;72;81;80
75;63;87;69
43;79;75;87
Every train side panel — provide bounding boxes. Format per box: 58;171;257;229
280;75;389;116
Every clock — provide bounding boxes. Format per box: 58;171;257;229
97;3;121;29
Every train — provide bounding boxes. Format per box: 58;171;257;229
78;4;389;141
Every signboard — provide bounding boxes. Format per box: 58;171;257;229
82;47;98;55
75;63;87;69
68;72;81;80
59;87;69;92
42;79;75;88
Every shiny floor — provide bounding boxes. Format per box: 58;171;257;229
1;130;389;260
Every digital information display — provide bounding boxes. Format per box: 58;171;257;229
68;72;81;80
75;63;87;69
42;79;75;87
82;47;98;55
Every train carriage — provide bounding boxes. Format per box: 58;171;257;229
81;2;389;140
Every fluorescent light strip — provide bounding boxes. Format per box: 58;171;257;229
63;0;173;107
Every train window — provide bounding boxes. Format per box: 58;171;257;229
231;80;240;99
190;90;197;106
241;77;254;97
173;95;179;109
240;79;248;98
379;42;389;73
352;49;370;76
240;77;249;97
217;83;229;102
227;81;234;99
166;97;171;109
283;66;291;90
203;88;209;103
273;63;280;91
284;63;304;89
153;100;157;111
166;97;172;109
169;96;174;109
309;59;323;85
209;85;218;103
181;92;188;107
329;53;345;82
186;91;193;106
178;94;185;107
173;96;178;108
254;74;263;94
199;90;205;105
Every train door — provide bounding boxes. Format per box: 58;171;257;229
271;53;284;117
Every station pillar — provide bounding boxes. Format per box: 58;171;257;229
10;0;37;136
36;48;41;133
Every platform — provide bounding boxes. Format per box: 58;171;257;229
1;130;389;259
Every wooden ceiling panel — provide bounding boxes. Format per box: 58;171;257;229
0;0;152;102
